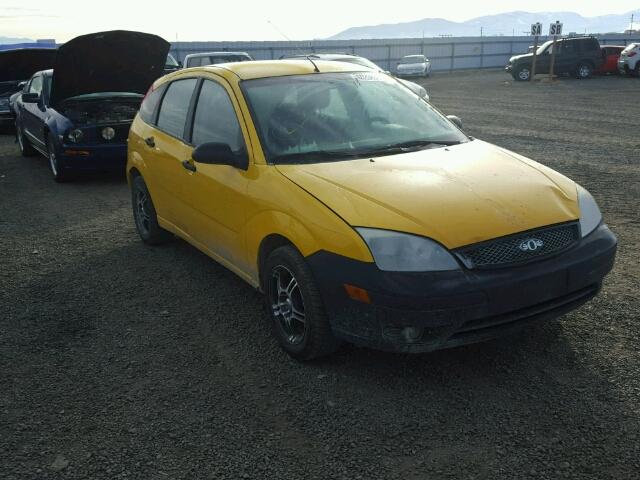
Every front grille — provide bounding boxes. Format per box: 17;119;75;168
455;222;580;269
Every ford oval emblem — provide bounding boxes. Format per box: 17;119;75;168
518;238;544;252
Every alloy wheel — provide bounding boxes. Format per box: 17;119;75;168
49;150;58;176
518;68;531;81
135;189;151;235
270;265;306;345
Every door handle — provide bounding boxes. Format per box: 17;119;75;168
182;159;197;172
144;136;155;148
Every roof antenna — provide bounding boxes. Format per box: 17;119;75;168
267;20;320;73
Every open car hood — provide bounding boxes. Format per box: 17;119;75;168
0;48;57;82
50;30;170;107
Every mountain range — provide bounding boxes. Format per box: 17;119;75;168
329;10;640;39
0;36;34;44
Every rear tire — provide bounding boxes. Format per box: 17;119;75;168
131;174;172;245
16;121;36;157
576;62;593;79
47;133;71;182
264;245;341;360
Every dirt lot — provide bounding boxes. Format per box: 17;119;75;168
1;70;639;480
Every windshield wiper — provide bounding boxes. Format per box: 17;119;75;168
271;149;367;164
355;139;462;156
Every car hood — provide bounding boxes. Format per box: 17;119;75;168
276;140;579;249
509;53;533;63
50;30;170;107
0;48;56;83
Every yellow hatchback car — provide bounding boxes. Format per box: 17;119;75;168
127;60;616;360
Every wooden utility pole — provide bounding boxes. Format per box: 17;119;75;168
530;23;541;81
548;21;563;82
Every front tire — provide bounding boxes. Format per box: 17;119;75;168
131;174;172;245
576;62;593;79
514;66;531;81
47;133;70;182
264;245;340;360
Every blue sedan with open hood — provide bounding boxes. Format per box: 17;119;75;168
14;30;169;181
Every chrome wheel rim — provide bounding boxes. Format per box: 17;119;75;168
135;189;151;234
270;265;306;345
518;69;530;80
17;127;24;151
49;150;58;176
579;65;590;78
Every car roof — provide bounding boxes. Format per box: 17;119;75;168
184;51;250;57
283;53;359;60
179;59;370;81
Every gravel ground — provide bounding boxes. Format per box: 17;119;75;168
1;70;639;479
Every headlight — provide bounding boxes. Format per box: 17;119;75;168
577;185;602;237
67;129;83;143
356;228;460;272
102;127;115;140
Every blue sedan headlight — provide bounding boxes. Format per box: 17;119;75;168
67;129;84;143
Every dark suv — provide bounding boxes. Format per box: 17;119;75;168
506;36;602;81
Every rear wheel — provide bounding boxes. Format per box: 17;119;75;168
47;133;70;182
16;121;36;157
576;62;593;79
264;245;340;360
131;174;172;245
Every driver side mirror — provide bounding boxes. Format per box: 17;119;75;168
22;93;40;103
18;81;27;90
192;142;248;170
447;115;463;130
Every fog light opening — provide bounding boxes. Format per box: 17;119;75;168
402;326;424;343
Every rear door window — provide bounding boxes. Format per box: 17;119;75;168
156;78;198;139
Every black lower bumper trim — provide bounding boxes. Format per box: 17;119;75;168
306;223;617;353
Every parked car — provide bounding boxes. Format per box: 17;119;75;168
183;51;253;68
396;55;431;77
0;48;56;127
596;46;625;74
506;36;603;81
15;30;169;181
280;53;429;99
126;60;616;360
618;43;640;76
164;53;181;74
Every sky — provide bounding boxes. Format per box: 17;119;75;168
1;0;638;42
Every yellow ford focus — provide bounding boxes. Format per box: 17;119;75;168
127;60;617;360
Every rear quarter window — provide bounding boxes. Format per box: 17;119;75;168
139;83;167;125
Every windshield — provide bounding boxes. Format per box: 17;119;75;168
242;72;467;164
166;54;179;67
536;40;554;55
399;56;425;64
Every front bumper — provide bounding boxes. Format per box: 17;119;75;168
306;224;617;353
58;142;127;172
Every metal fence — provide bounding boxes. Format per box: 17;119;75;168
170;34;640;73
